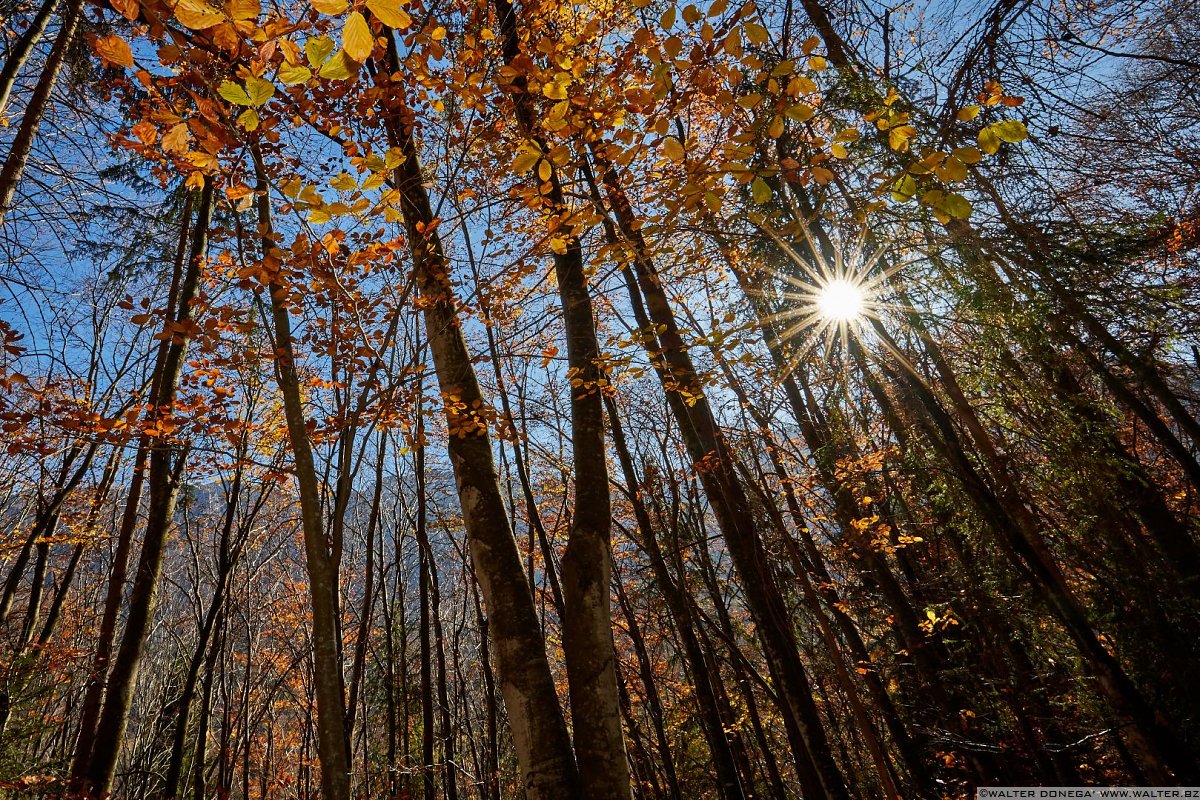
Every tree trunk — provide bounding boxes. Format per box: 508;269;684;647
490;4;630;794
84;178;214;795
375;32;580;799
0;0;59;116
0;0;83;224
253;147;352;800
585;147;849;800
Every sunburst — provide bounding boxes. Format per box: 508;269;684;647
749;219;917;381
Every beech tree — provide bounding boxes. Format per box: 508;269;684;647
0;0;1195;797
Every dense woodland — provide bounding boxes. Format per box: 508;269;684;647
0;0;1196;796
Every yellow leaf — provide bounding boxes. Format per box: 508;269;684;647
991;119;1027;143
311;0;346;14
306;36;335;68
537;159;552;181
365;0;411;28
245;76;275;106
278;62;312;84
93;35;134;68
330;172;357;190
308;208;331;224
952;146;982;164
977;126;1001;155
743;22;768;45
771;59;795;77
184;151;218;170
342;12;374;63
361;173;385;190
384;148;405;169
227;0;259;20
935;156;967;183
888;124;917;152
891;173;917;202
236;108;259;130
831;143;848;159
751;177;772;205
662;136;685;161
218;80;252;105
956;105;980;121
318;50;358;80
542;80;567;100
783;103;813;122
511;144;541;174
807;55;827;71
940;192;972;219
787;75;817;95
173;0;224;30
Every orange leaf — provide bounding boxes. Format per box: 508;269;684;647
162;122;190;154
173;0;224;30
111;0;140;20
93;35;134;68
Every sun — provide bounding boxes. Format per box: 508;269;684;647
815;278;866;322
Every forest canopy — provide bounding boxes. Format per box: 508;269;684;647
0;0;1197;797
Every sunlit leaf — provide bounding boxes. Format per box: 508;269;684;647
227;0;259;20
245;76;275;106
311;0;347;14
991;119;1028;143
366;0;412;28
278;62;312;84
236;108;259;131
93;35;135;68
218;80;253;105
173;0;224;30
319;50;358;79
306;36;335;68
663;137;685;161
342;12;374;63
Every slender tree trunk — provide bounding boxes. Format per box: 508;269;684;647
162;454;248;799
0;0;83;224
71;189;194;784
374;32;580;799
345;437;386;750
0;441;96;625
0;0;58;117
416;396;436;800
614;573;682;800
253;147;352;800
84;178;215;795
490;4;630;794
605;394;747;800
585;148;849;800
